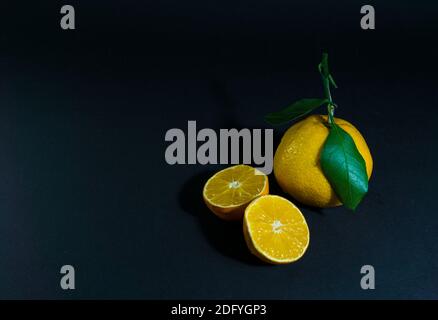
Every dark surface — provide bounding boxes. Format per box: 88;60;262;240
1;1;438;299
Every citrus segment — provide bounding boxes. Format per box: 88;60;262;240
243;195;309;264
203;165;269;220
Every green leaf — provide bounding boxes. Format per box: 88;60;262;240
319;53;337;88
328;74;338;88
320;121;368;210
319;52;330;78
265;98;328;125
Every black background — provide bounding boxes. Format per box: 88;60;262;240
1;1;437;299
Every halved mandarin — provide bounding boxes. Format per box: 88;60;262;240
203;165;269;220
243;195;310;264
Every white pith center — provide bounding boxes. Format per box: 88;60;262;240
228;180;241;189
272;220;283;234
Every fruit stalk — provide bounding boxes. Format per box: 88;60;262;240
322;76;335;124
319;53;336;125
